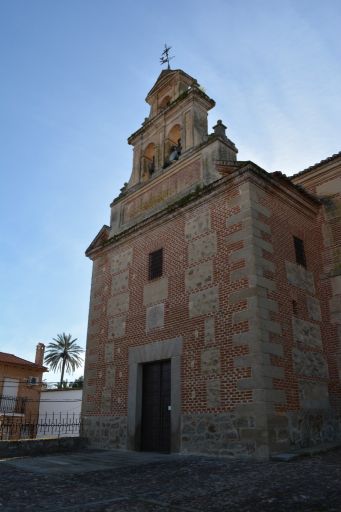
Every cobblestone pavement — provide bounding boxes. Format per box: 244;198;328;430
0;448;341;511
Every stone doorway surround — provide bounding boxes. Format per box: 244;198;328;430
127;337;182;452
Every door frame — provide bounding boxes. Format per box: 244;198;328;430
127;336;182;453
140;359;171;453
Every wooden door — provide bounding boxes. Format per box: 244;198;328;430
141;360;171;453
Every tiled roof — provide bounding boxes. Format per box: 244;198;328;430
0;352;46;370
291;151;341;179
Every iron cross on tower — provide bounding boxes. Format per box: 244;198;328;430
160;44;174;70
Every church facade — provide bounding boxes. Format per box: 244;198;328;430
82;68;341;458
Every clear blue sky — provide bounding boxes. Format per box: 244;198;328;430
1;0;340;383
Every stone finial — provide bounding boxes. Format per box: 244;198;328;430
213;120;227;139
35;342;45;366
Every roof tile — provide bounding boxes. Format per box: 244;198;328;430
0;351;47;370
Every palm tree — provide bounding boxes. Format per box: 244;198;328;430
44;333;83;387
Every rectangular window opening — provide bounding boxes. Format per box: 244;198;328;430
293;236;306;268
149;248;163;280
292;300;298;316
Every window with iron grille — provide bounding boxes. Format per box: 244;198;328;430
148;248;163;280
293;236;306;268
292;300;298;316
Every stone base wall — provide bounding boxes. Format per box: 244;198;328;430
0;436;86;459
81;410;341;456
286;409;341;448
82;415;127;449
181;410;341;457
181;412;259;458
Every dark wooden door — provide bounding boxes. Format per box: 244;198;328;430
141;360;171;453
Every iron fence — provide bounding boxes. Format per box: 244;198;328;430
0;395;27;414
0;412;81;440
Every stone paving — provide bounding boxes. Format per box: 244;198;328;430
0;448;341;511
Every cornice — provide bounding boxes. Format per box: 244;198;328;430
251;169;319;218
87;162;320;260
87;178;227;259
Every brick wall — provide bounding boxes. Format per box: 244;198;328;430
292;158;341;413
83;164;341;456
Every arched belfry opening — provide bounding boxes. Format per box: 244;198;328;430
159;95;171;112
164;124;182;167
168;124;181;146
142;142;156;181
126;69;219;189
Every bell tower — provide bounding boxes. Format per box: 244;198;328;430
127;69;216;189
102;67;238;238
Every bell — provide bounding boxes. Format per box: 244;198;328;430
169;147;179;162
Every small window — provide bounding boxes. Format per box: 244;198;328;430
293;236;306;268
292;300;298;316
148;248;163;280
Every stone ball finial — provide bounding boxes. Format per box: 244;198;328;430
213;120;227;139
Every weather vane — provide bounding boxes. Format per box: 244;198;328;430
160;44;174;70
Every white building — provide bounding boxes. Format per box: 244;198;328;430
37;388;82;438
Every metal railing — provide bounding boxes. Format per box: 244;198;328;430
0;395;27;414
0;412;81;440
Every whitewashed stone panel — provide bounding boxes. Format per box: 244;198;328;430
143;277;168;306
292;317;322;347
108;316;126;339
201;347;220;375
292;348;328;378
306;296;322;322
299;381;329;409
188;233;217;264
204;317;215;343
111;270;129;295
285;261;315;294
108;292;129;315
189;286;219;318
185;261;213;291
146;303;165;332
105;343;114;363
185;211;210;240
111;248;133;274
207;379;221;407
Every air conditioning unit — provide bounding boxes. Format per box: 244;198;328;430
27;376;37;385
